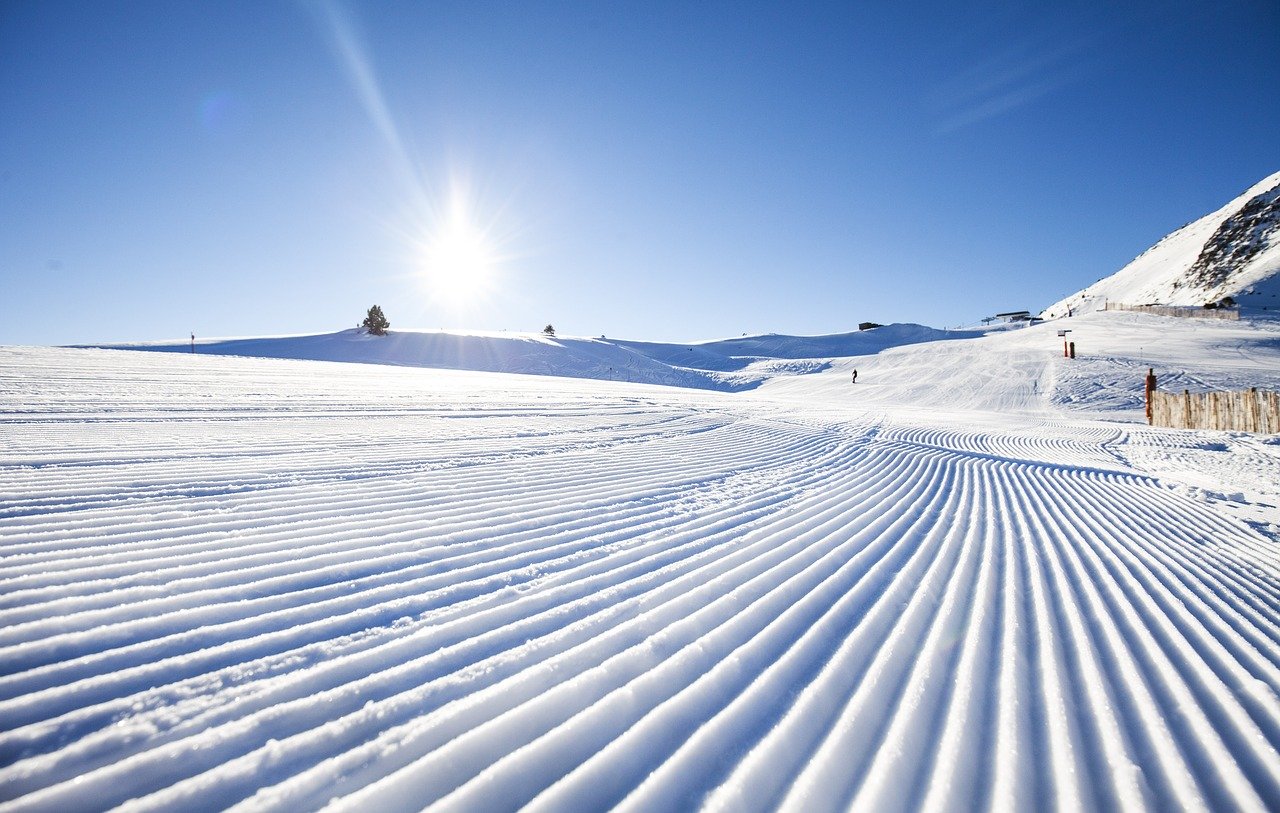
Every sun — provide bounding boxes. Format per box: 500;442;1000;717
407;172;518;310
421;215;496;304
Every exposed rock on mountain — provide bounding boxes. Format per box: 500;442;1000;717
1042;171;1280;317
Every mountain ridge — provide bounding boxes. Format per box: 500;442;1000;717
1041;170;1280;317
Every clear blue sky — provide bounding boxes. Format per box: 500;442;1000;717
1;0;1277;345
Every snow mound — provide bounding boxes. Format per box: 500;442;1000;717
1042;170;1280;317
85;324;979;391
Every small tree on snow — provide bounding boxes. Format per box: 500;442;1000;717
362;305;390;336
543;324;556;336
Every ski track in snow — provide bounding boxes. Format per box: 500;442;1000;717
2;345;1279;812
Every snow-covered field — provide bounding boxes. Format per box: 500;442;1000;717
4;310;1280;811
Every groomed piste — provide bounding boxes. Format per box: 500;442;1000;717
3;309;1280;811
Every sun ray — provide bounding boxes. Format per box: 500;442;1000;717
410;176;511;308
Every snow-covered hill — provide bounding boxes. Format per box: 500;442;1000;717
86;323;978;391
6;308;1280;810
18;149;1280;813
1042;170;1280;317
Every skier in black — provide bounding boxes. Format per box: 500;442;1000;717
851;369;858;383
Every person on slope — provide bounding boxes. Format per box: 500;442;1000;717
851;369;858;383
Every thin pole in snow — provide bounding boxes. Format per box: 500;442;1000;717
1145;368;1157;424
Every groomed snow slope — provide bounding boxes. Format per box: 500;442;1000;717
4;312;1280;811
88;323;976;392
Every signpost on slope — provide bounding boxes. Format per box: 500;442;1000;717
1145;368;1157;423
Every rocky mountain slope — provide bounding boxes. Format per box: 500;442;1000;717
1041;170;1280;317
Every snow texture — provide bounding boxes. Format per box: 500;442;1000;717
4;305;1280;811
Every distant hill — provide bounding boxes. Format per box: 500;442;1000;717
84;324;979;391
1041;170;1280;317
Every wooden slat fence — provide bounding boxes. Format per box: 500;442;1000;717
1150;387;1279;433
1105;302;1240;321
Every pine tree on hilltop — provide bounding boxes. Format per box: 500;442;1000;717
362;305;390;336
543;324;556;336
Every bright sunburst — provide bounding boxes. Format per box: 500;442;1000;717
413;177;511;308
422;214;495;303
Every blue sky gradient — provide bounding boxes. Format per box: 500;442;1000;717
1;0;1277;344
